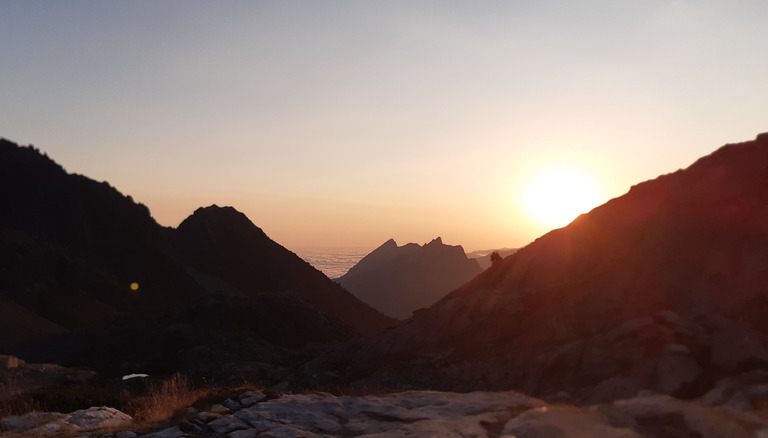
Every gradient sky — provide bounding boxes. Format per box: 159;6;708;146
2;1;767;251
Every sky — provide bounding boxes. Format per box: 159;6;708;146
2;1;767;251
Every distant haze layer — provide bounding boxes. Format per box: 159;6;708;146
295;247;372;279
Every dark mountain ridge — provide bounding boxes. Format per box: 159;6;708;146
170;204;392;333
0;138;392;380
317;133;768;402
336;237;482;319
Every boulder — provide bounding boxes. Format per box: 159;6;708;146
0;354;25;370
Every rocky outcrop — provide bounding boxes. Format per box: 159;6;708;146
321;133;768;401
336;237;482;319
6;384;768;437
0;355;24;370
0;407;132;435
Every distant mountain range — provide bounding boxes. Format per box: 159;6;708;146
313;133;768;403
0;138;394;381
336;237;482;319
7;132;768;406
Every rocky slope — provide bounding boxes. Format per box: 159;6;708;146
5;373;768;437
336;237;482;319
319;133;768;402
169;205;389;334
0;138;392;379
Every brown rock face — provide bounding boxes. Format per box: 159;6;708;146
331;133;768;402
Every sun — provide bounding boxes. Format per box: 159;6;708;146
523;167;602;228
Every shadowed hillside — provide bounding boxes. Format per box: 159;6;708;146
317;133;768;403
169;205;393;333
0;138;393;381
336;237;482;319
0;139;203;339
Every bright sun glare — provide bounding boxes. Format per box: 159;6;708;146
524;167;602;229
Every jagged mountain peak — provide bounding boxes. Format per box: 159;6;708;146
337;237;482;319
331;133;768;402
427;236;443;245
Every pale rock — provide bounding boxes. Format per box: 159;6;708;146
223;397;242;411
245;393;347;429
209;403;232;414
0;354;25;370
239;390;267;407
259;424;320;438
699;370;768;411
66;406;133;429
193;411;221;423
701;378;753;411
502;406;643;438
138;425;185;438
0;411;64;432
233;409;277;431
607;393;764;438
228;429;260;438
233;390;545;437
116;431;138;438
207;414;249;434
18;407;132;435
24;420;68;435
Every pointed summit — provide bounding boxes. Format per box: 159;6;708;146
336;133;768;400
426;237;443;246
337;237;481;319
170;206;393;334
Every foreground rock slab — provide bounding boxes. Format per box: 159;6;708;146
0;406;132;435
5;389;768;437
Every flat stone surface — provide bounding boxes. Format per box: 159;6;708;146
227;430;259;438
66;406;133;429
206;415;249;434
0;411;65;432
138;426;185;438
7;389;768;437
208;403;231;415
239;391;267;407
4;407;132;436
222;398;242;411
193;411;221;423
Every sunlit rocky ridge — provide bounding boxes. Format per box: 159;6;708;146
4;134;768;437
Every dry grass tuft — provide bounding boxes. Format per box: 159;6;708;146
127;374;205;423
1;373;274;437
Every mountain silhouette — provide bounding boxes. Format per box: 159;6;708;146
0;139;201;335
0;138;393;380
169;204;393;333
320;133;768;402
336;237;482;319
